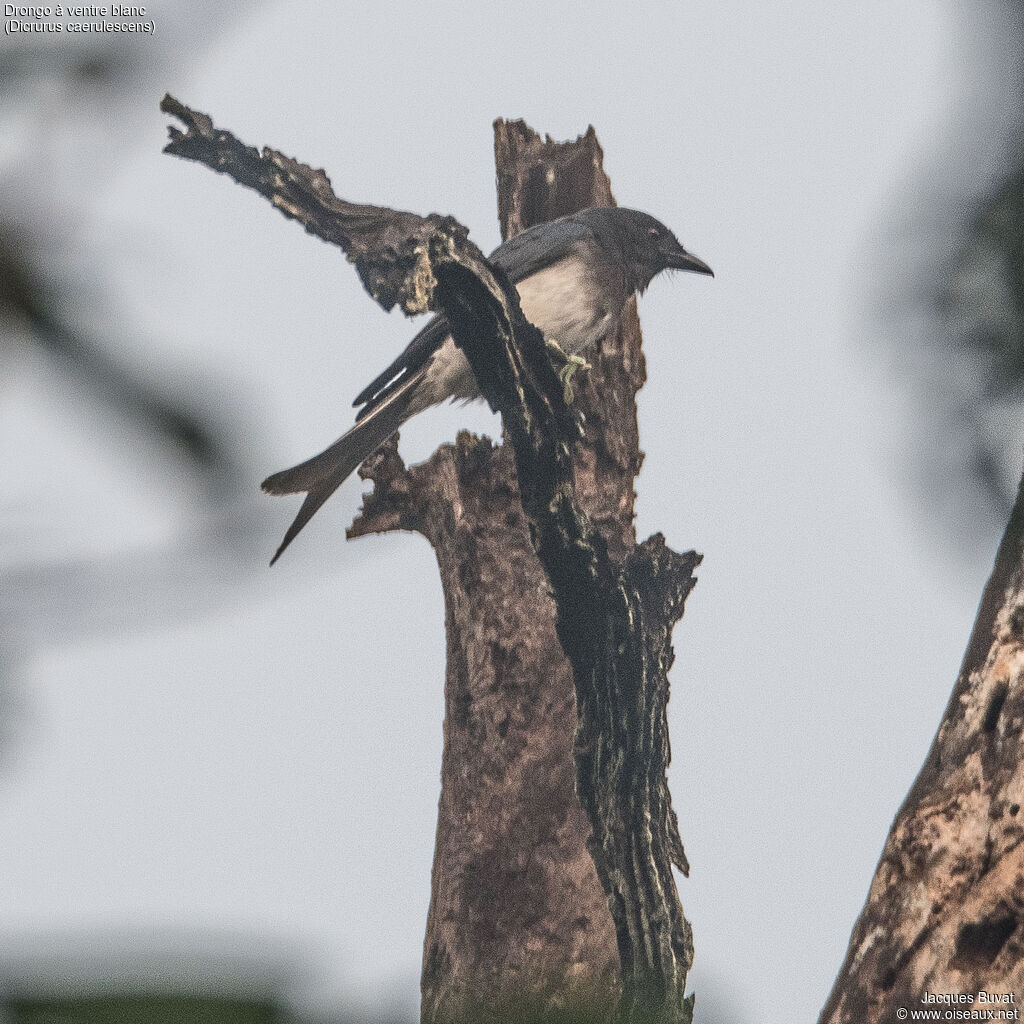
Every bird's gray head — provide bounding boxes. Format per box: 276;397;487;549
585;207;714;294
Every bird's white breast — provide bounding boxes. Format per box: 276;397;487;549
417;251;622;411
515;255;618;355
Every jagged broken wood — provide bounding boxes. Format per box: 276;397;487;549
161;95;697;1023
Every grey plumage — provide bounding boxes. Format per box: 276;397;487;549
263;206;713;564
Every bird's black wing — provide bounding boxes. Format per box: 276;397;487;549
352;213;599;415
353;313;450;418
487;213;598;280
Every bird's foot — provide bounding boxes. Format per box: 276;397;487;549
545;339;591;404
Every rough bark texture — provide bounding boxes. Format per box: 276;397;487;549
820;472;1024;1023
351;434;623;1020
161;102;698;1024
161;94;468;320
352;121;673;1021
357;121;698;1024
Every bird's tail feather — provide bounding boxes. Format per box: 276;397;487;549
262;369;426;564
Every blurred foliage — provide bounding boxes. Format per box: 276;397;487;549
8;995;279;1024
0;223;239;487
1;991;735;1024
927;56;1024;515
941;168;1024;394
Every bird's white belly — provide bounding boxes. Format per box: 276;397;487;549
515;257;616;355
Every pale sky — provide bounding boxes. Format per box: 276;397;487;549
0;2;1013;1021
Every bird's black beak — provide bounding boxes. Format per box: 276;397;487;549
667;249;714;277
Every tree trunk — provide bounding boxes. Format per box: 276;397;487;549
820;471;1024;1022
350;121;695;1022
351;122;639;1021
159;100;698;1024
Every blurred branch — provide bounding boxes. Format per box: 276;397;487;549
0;225;238;486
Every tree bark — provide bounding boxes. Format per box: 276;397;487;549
358;121;698;1024
351;121;692;1022
160;101;698;1024
820;471;1024;1022
351;432;624;1021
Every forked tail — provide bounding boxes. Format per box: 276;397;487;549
262;369;426;564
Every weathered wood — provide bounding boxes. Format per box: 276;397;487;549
820;472;1024;1022
161;100;699;1023
487;122;699;1024
351;432;623;1022
353;120;649;1021
161;94;467;318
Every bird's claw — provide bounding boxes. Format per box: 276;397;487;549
545;339;591;404
559;355;590;404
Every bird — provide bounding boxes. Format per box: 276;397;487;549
262;206;713;564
